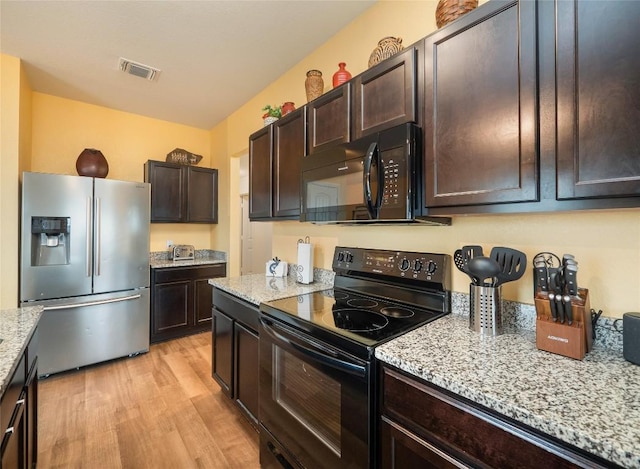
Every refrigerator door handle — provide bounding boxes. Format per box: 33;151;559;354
95;196;101;276
42;293;142;311
86;197;93;277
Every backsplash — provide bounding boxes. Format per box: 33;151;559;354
287;265;335;285
451;292;624;353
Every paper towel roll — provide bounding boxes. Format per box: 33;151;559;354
297;242;314;284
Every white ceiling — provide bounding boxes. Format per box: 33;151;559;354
1;0;375;130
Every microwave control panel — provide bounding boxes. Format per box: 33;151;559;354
381;150;407;207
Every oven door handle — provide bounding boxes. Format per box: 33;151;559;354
260;318;367;379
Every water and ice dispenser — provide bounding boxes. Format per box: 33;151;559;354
30;216;70;266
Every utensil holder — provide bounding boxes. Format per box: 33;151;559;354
534;288;592;360
469;285;503;336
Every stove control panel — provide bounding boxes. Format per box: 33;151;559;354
332;246;450;286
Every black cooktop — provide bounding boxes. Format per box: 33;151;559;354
260;287;447;360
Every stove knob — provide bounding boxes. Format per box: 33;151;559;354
346;252;354;263
338;252;345;262
399;258;410;271
426;260;437;274
413;260;423;272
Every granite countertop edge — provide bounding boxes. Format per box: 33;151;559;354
0;306;43;396
376;314;640;468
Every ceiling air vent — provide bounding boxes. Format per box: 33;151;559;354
118;57;160;81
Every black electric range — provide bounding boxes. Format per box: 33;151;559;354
260;246;452;360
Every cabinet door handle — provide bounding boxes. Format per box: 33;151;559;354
5;426;14;435
16;398;25;405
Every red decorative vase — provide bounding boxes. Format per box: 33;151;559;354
282;101;296;116
332;62;352;88
76;148;109;178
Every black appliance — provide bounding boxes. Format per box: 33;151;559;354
300;123;450;226
259;246;451;468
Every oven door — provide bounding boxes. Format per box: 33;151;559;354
259;315;371;469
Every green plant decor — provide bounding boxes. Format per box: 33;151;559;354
262;105;282;119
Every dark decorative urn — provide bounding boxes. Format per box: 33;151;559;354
76;148;109;178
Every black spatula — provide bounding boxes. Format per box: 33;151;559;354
490;247;527;286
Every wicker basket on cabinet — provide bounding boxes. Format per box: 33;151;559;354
435;0;478;28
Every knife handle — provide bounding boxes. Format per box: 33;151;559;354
564;264;579;297
548;293;558;322
562;295;573;325
556;295;565;323
534;261;548;293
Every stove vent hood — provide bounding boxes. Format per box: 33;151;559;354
118;57;160;81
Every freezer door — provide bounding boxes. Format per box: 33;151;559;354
34;288;150;376
94;178;150;293
20;172;93;301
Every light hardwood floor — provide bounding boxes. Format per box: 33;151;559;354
37;332;260;469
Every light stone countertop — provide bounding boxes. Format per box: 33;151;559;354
376;313;640;468
150;249;227;269
208;272;333;306
150;258;227;269
0;306;43;396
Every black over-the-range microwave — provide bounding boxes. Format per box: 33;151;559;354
300;123;451;225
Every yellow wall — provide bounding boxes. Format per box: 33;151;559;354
30;92;214;251
0;54;32;307
211;0;640;318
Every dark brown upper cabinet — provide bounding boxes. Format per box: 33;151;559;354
273;108;306;218
248;126;272;220
423;0;538;209
249;107;306;220
353;47;418;140
555;0;640;200
307;84;351;155
145;160;218;223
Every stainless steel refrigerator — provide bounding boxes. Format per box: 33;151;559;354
20;171;151;376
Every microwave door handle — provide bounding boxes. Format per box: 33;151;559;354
260;318;367;378
363;142;380;218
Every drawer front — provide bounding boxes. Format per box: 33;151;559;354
1;354;26;433
154;263;226;283
382;366;608;469
212;288;260;332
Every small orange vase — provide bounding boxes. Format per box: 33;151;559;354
282;102;296;116
332;62;352;88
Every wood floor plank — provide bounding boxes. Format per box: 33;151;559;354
37;332;259;468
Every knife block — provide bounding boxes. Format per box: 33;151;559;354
534;288;591;360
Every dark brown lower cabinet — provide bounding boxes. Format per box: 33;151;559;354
380;365;615;469
212;288;260;428
234;322;259;423
1;329;38;469
151;263;226;343
212;308;233;397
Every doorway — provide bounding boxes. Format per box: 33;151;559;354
239;153;272;275
240;195;272;275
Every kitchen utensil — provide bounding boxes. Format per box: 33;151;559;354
467;256;501;287
461;245;484;261
533;259;549;293
564;263;579;297
469;284;503;336
533;252;561;269
454;249;479;285
490;247;527;286
563;295;573;325
548;272;558;322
